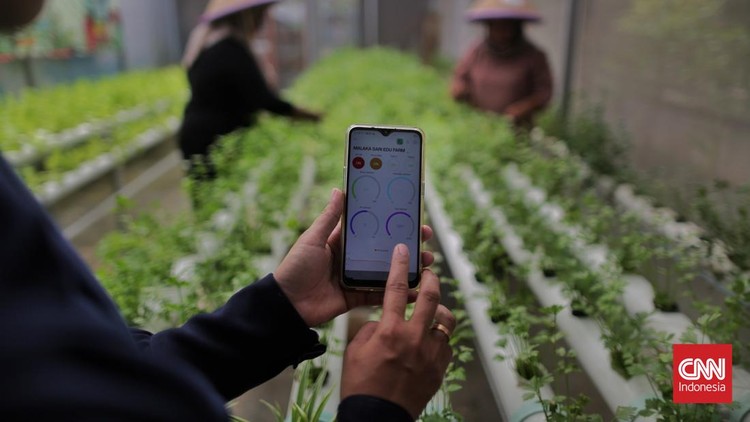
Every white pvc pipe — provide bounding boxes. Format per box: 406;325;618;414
254;156;317;275
497;164;750;420
526;269;656;417
426;176;551;422
36;119;179;207
285;314;348;422
530;127;737;276
321;315;347;416
464;169;653;420
7;100;172;168
462;168;656;419
171;168;259;285
63;151;182;240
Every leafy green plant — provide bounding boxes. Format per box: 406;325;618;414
694;274;750;367
96;204;195;326
193;220;261;311
263;360;334;422
1;67;186;152
420;296;474;422
535;305;600;422
693;182;750;272
17;111;180;192
537;104;630;182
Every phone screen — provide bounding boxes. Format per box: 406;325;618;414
343;126;423;289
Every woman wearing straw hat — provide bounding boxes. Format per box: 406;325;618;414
179;0;321;182
451;0;552;128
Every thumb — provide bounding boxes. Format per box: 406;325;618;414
301;188;344;246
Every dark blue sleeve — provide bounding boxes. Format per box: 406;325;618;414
0;155;318;419
129;274;327;400
0;154;412;420
338;395;413;421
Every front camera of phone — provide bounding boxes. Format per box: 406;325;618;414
378;128;393;136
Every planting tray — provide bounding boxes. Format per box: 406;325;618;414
426;175;551;422
460;168;655;419
7;100;172;168
529;127;739;280
36;118;179;208
496;163;750;420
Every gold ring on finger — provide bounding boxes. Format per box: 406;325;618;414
431;322;452;341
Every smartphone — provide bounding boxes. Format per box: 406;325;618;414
341;124;425;290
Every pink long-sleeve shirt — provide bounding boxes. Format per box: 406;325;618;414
451;39;552;126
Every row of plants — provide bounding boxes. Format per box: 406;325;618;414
527;122;742;277
522;162;750;376
273;48;477;421
97;121;310;327
1;67;186;205
16;109;180;193
510;145;691;305
510;141;750;370
440;164;629;420
447;161;743;419
425;177;568;420
0;66;186;152
428;153;671;420
537;107;750;279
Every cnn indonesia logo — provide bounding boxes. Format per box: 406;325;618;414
673;344;732;404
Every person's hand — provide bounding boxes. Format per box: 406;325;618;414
273;188;435;327
291;107;323;123
504;101;531;124
452;91;472;104
503;112;519;125
341;245;455;419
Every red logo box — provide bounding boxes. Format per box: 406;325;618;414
673;344;732;404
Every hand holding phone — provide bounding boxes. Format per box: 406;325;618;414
341;245;455;419
274;188;435;327
341;125;425;290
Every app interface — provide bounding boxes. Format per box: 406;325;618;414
345;129;422;282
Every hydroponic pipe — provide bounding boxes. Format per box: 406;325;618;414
623;275;750;421
36;119;178;207
501;164;750;421
426;177;551;422
6;100;171;168
62;151;181;241
462;168;656;420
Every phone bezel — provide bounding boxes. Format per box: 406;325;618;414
340;124;425;291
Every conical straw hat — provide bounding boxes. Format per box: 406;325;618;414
201;0;278;23
466;0;541;22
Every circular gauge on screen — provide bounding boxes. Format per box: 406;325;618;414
350;210;379;237
386;211;415;239
387;177;416;205
351;175;380;203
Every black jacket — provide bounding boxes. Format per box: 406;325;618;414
179;37;294;158
0;156;411;421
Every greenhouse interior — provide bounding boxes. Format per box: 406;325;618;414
1;0;749;421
